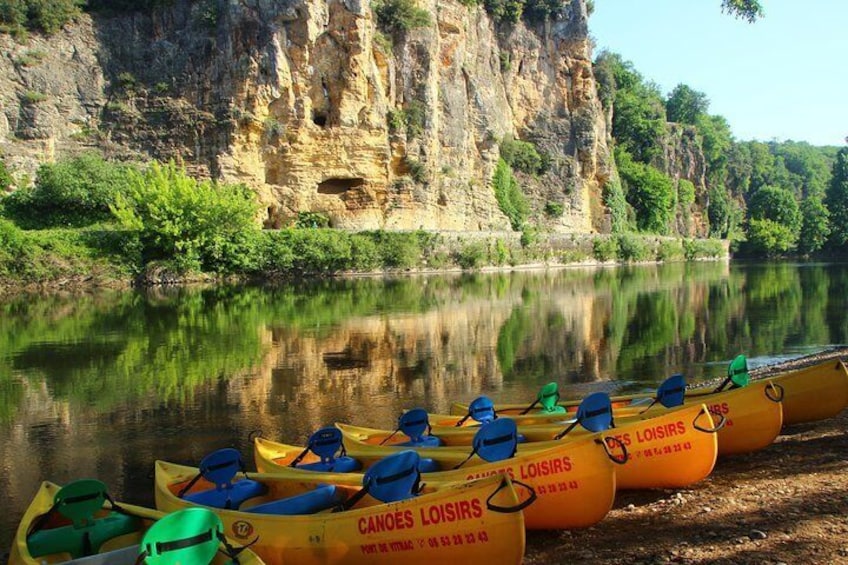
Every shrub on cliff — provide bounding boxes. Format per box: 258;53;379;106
374;0;430;35
500;137;546;175
2;154;133;229
492;159;528;231
0;0;83;34
616;148;674;234
111;161;261;274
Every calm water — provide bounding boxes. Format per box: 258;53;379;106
1;260;847;551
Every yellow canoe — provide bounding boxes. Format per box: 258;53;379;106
254;432;617;530
9;480;265;565
453;358;848;427
689;359;848;426
331;402;719;491
445;380;783;456
155;458;526;564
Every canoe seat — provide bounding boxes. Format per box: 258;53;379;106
242;485;343;515
27;479;140;560
183;478;266;510
64;544;139;565
418;457;441;472
291;427;363;473
396;408;444;448
182;448;266;509
28;512;139;560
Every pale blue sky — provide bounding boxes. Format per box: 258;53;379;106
589;1;848;147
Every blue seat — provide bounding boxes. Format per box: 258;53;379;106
366;451;422;503
291;427;362;473
575;392;614;432
656;374;686;408
418;458;441;472
182;448;266;510
467;396;496;424
396;409;444;448
242;485;343;515
473;419;518;462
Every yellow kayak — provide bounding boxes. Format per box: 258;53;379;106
254;431;618;530
454;357;848;427
155;449;527;564
9;480;265;565
333;402;719;491
445;380;784;456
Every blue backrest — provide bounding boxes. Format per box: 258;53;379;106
398;409;430;442
308;427;345;463
468;396;496;424
472;418;518;462
363;451;421;503
198;448;244;489
576;392;613;432
656;374;686;408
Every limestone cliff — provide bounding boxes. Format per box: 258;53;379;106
0;0;612;232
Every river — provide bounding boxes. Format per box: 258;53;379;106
1;260;847;554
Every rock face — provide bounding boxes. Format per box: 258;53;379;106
0;0;612;232
657;123;709;237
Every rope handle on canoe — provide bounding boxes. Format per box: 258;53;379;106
485;477;537;514
247;429;264;443
693;407;726;433
765;382;785;403
596;436;628;465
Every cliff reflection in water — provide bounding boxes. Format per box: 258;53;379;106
1;261;848;550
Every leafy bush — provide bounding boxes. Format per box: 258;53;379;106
492;159;528;231
374;0;430;35
111;161;261;273
295;211;331;228
544;201;564;218
683;238;726;260
388;100;427;138
616;148;674;234
0;0;83;34
494;238;509;265
2;154;133;229
603;178;629;233
261;229;353;274
616;233;649;262
500;138;545;175
657;239;684;261
593;237;619;262
373;231;421;268
742;219;797;257
455;242;486;270
0;159;13;192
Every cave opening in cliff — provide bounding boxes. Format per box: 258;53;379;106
312;110;328;127
318;177;364;195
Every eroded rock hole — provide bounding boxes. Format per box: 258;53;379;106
317;177;365;195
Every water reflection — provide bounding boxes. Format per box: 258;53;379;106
1;261;847;551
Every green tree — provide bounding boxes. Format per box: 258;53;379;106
826;148;848;248
721;0;764;22
708;185;730;238
748;185;802;232
666;84;709;125
745;219;797;256
616;148;674;234
0;160;12;192
798;197;830;255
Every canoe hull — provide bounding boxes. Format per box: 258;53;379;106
155;461;526;565
9;481;264;565
255;435;617;530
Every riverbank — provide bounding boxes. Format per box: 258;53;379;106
0;225;729;295
526;347;848;564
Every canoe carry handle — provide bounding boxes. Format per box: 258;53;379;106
486;477;537;514
693;407;726;433
247;429;264;442
765;382;785;403
596;436;628;465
